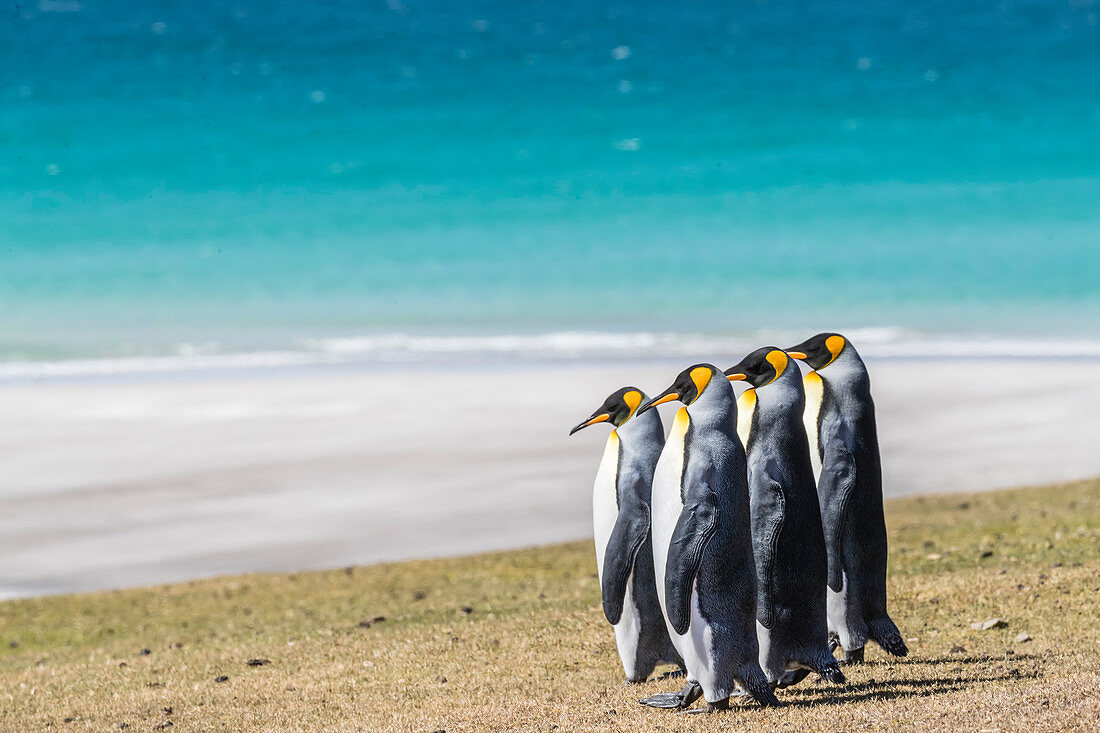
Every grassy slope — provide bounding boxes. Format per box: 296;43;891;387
2;479;1099;732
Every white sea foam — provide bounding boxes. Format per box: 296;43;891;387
0;351;343;380
2;330;1099;380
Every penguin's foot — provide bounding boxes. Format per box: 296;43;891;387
777;668;811;688
638;681;702;710
828;632;841;654
674;697;729;715
841;646;865;665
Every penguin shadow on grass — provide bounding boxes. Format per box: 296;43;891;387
915;652;1041;666
775;654;1043;709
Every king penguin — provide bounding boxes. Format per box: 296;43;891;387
635;364;779;712
786;333;908;664
570;387;683;682
724;347;845;689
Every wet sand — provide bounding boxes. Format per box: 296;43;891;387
2;358;1098;599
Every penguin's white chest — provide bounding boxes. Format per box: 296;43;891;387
803;372;825;481
592;432;643;678
649;408;723;697
650;408;689;614
592;432;620;581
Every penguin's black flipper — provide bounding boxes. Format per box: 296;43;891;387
600;504;650;625
818;446;856;591
815;659;847;685
753;475;786;628
868;616;909;657
737;667;782;708
664;491;719;635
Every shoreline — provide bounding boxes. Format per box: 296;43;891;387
3;350;1100;388
2;357;1099;600
5;328;1100;384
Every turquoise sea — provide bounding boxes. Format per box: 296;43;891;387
3;0;1099;374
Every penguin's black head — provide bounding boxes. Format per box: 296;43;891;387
724;346;790;388
569;386;645;435
636;364;719;415
786;332;847;370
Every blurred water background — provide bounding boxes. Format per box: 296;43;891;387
3;0;1099;375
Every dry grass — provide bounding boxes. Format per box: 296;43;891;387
2;479;1099;732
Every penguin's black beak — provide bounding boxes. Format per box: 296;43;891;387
637;388;680;415
569;412;610;435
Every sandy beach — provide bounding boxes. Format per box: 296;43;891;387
2;357;1098;599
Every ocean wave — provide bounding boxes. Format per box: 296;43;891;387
303;331;753;357
0;351;344;379
2;330;1100;380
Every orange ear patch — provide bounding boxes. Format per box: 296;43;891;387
765;350;788;383
689;366;712;395
622;389;642;417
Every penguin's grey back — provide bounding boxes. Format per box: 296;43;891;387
806;344;908;659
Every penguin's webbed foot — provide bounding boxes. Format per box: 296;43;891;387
777;668;812;688
639;693;685;708
828;631;841;654
841;646;865;665
674;698;729;715
638;681;703;710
